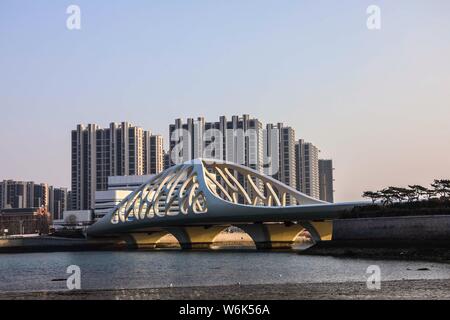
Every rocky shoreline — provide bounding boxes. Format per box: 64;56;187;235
1;279;450;300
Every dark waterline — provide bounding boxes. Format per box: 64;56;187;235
0;251;449;293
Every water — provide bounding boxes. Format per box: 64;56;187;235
0;251;449;292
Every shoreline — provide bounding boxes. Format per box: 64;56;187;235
1;279;450;300
301;241;450;263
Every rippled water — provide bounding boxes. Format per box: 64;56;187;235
0;251;449;292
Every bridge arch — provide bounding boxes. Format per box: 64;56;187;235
118;220;332;250
210;226;257;249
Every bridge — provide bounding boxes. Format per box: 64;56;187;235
88;159;367;249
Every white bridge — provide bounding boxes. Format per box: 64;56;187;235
88;159;365;249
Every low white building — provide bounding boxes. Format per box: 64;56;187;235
53;210;94;229
107;175;154;191
93;175;155;221
94;190;132;220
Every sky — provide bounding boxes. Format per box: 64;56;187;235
1;0;449;201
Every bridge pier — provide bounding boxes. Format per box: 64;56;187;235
167;226;227;250
235;224;273;250
128;231;169;249
300;221;333;242
238;221;333;250
265;223;306;249
235;223;303;250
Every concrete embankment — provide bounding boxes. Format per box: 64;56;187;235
302;240;450;262
332;215;450;241
0;236;124;253
303;215;450;262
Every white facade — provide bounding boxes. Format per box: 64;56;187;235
94;190;132;220
93;175;155;220
62;210;93;224
107;175;154;190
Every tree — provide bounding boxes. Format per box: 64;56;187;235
379;188;397;206
387;187;411;203
426;187;437;200
362;191;382;204
439;179;450;199
398;187;416;203
431;179;450;199
408;185;429;201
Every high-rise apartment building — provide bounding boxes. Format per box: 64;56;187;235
0;180;28;209
265;123;296;190
144;133;164;175
0;180;67;220
48;187;68;220
163;151;171;170
169;115;332;201
319;159;334;203
296;140;320;199
71;122;164;210
66;191;73;211
32;183;49;209
169;115;264;173
169;117;206;165
0;181;48;209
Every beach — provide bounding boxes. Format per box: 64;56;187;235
1;279;450;300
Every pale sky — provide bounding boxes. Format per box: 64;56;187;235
1;0;449;202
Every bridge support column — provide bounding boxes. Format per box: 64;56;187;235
300;221;333;242
235;224;272;250
237;221;333;250
236;223;304;250
167;226;226;250
264;224;306;249
128;232;169;249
